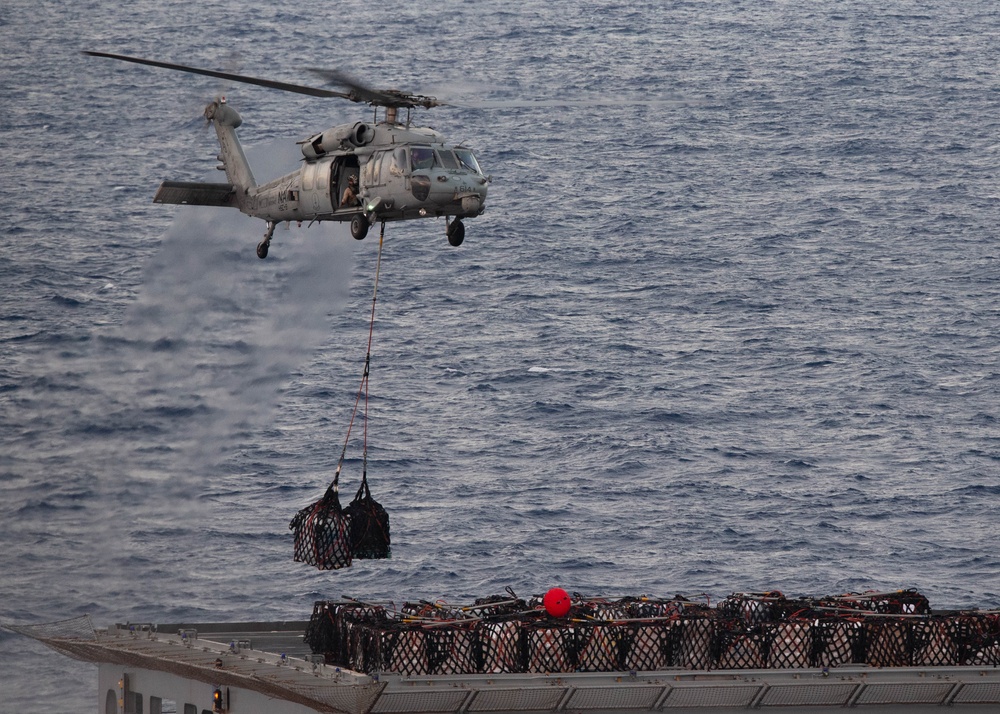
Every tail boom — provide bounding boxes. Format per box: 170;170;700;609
205;100;256;210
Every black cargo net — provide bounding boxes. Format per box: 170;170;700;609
290;485;352;570
304;589;1000;674
345;472;390;560
289;224;390;570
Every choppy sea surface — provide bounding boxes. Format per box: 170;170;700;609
3;0;1000;711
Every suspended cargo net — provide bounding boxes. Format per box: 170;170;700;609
346;473;390;560
290;485;352;570
290;226;390;570
305;589;1000;675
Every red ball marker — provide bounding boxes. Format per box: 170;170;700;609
543;587;571;617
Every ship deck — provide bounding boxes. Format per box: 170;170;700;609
7;616;1000;714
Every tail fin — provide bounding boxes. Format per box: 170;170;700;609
204;100;256;209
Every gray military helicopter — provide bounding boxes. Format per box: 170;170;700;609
85;52;489;258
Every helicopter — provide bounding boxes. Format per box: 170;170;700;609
84;51;490;258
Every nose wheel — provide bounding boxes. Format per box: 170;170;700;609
446;218;465;247
257;221;276;259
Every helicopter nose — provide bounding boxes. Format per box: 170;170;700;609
409;160;487;216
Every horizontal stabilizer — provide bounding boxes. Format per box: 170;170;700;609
154;181;235;207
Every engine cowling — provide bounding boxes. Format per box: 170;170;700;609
350;123;375;146
301;122;375;160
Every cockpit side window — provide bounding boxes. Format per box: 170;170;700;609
391;148;407;176
455;148;482;174
410;146;436;171
363;153;381;186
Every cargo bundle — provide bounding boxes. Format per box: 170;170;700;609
305;590;1000;675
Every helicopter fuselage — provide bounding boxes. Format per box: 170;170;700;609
155;100;488;252
252;119;488;224
85;51;488;256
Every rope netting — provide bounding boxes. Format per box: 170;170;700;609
290;225;390;570
3;614;96;642
290;485;353;570
305;590;1000;675
345;474;391;560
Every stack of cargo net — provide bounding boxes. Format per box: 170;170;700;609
290;474;391;571
304;590;1000;675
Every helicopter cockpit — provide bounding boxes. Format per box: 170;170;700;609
406;146;483;175
411;146;436;171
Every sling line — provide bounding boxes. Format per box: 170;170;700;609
332;221;386;495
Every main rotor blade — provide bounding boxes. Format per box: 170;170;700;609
308;68;446;109
450;97;696;110
84;51;353;100
307;68;406;106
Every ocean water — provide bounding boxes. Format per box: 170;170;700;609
2;0;1000;711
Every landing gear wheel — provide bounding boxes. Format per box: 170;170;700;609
447;219;465;247
351;213;370;240
258;221;276;259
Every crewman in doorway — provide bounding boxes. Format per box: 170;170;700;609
341;174;360;207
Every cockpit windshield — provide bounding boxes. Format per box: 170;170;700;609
410;146;436;171
436;149;460;170
455;148;482;174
